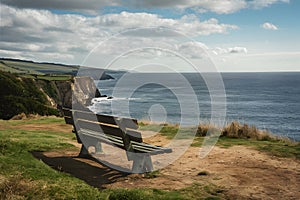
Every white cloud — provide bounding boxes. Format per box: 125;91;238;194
228;47;248;54
261;22;278;30
192;0;247;14
212;47;248;55
0;5;239;63
1;0;290;15
95;12;238;36
248;0;289;9
175;42;209;58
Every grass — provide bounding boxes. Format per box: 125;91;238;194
0;117;227;199
144;170;160;179
139;122;197;140
0;116;66;126
179;183;225;200
0;62;23;73
0;59;78;76
140;121;300;160
36;75;73;81
1;117;298;199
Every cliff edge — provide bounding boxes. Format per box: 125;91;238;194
0;71;105;119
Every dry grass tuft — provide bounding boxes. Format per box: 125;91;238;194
197;121;288;142
0;175;44;200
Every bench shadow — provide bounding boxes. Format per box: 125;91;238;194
31;151;129;189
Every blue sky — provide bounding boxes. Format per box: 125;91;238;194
0;0;299;72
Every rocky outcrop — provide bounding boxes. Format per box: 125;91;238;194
43;77;102;111
53;80;73;109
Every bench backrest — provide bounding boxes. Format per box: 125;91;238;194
63;108;142;148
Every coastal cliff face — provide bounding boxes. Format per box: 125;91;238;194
0;58;114;119
52;80;73;109
0;69;110;119
46;77;102;110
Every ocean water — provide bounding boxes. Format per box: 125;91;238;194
91;72;300;141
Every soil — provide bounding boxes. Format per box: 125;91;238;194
29;124;300;200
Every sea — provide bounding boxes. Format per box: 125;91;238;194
91;72;300;141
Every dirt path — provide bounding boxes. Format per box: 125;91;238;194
33;143;299;199
16;121;299;199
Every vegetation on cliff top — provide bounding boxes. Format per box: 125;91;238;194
0;71;59;119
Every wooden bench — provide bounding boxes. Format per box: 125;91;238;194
63;107;172;173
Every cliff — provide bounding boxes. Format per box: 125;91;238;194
36;79;74;110
0;58;115;119
0;71;59;119
0;71;105;119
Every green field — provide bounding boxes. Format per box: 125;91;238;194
0;59;78;80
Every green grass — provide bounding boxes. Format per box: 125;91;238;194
191;135;300;159
1;118;298;199
1;118;225;200
179;183;225;200
0;59;78;76
144;170;160;179
36;75;73;81
0;62;23;73
140;122;300;160
0;123;99;199
216;137;300;159
139;122;197;140
0;116;66;126
20;74;72;81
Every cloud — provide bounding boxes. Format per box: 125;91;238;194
228;47;248;53
0;5;238;63
212;47;248;55
0;0;115;15
248;0;289;9
192;0;247;14
176;42;209;58
1;0;290;15
96;12;238;35
261;22;278;30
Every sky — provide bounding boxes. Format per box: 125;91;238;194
0;0;299;72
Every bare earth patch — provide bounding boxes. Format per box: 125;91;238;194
13;121;298;199
34;133;300;199
14;123;73;134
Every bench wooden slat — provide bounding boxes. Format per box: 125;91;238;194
79;128;170;154
131;142;172;154
74;111;118;126
76;119;143;143
63;108;139;130
79;129;124;148
132;145;169;155
132;141;171;151
118;118;139;130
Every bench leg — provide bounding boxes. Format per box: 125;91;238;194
78;144;89;158
132;154;153;173
95;141;103;154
